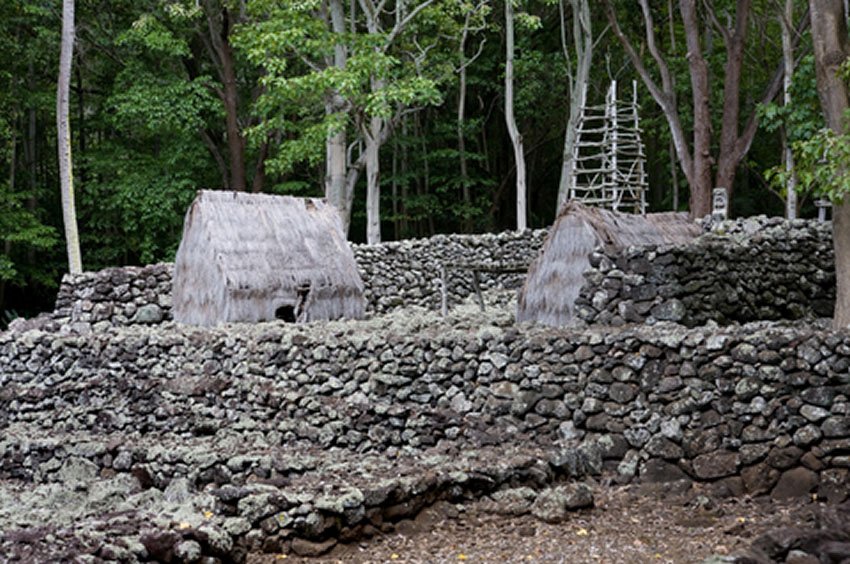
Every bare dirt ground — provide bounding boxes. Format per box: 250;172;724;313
249;481;820;564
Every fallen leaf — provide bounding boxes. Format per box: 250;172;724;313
203;511;213;519
458;554;467;561
178;522;191;530
390;554;400;560
576;528;589;536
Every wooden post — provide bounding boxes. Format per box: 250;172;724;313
610;80;619;211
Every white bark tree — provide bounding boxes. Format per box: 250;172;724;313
357;0;435;244
325;0;350;232
57;0;82;274
364;97;384;244
780;0;798;219
505;0;527;231
456;0;488;232
556;0;593;210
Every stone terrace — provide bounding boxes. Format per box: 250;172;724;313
1;299;849;561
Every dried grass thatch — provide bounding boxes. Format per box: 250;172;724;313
517;201;701;326
172;190;365;326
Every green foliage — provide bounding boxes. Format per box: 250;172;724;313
118;13;192;57
2;0;836;313
235;0;451;176
758;55;821;143
0;182;58;282
109;65;221;135
784;128;850;205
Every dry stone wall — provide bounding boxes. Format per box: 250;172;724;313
355;230;547;313
44;218;836;334
575;217;835;327
44;230;548;330
51;263;173;331
2;313;850;560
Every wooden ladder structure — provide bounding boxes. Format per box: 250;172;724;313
568;80;648;214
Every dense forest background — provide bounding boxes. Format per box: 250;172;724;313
0;0;829;321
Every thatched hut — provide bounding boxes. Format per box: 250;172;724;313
172;190;365;326
517;202;701;326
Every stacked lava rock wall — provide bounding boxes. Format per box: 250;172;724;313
46;230;548;328
2;321;848;501
575;218;835;327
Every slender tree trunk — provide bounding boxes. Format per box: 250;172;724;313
3;119;16;308
401;116;410;236
419;111;434;236
667;142;678;210
505;0;527;230
458;35;472;232
810;0;850;328
219;13;246;192
57;0;82;274
325;0;350;232
782;0;798;219
365;112;382;245
10;115;17;197
27;60;37;214
680;0;712;217
557;0;592;210
392;137;399;239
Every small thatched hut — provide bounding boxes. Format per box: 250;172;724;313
172;190;365;326
517;202;701;326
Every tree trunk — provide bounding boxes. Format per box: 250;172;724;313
3;114;16;308
392;137;399;239
603;0;696;211
326;127;348;226
458;37;472;232
670;140;680;210
325;0;349;232
365;113;382;245
556;0;592;210
505;0;527;231
205;2;246;192
218;9;246;192
419;111;434;236
810;0;850;328
57;0;82;274
713;0;752;202
401;116;410;236
782;0;798;219
680;0;712;218
457;8;473;233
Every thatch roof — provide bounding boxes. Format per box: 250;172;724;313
172;190;365;326
517;202;701;326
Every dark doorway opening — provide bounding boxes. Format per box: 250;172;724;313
275;305;296;322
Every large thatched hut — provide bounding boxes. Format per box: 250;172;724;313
172;190;365;326
517;202;701;326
